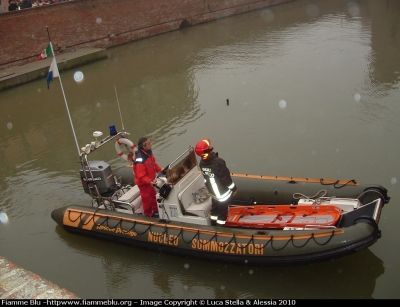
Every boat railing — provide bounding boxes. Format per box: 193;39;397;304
79;131;130;200
80;131;130;157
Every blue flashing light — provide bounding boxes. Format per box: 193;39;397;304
109;124;117;136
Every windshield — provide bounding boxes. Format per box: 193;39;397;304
166;148;198;185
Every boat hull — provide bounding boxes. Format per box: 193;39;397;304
68;144;389;265
51;205;381;266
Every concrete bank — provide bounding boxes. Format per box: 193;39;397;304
0;256;79;299
0;48;107;91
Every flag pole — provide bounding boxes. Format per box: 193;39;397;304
46;26;81;157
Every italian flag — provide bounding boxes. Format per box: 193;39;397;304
37;44;53;61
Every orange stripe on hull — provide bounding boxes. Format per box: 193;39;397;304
61;208;345;241
63;210;84;227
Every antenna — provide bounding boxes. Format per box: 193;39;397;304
114;85;125;131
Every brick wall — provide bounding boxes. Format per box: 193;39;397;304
0;0;293;70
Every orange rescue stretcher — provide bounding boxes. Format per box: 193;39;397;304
225;205;342;229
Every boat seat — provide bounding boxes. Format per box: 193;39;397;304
115;196;142;213
119;185;140;202
131;195;143;211
177;174;211;217
184;197;212;217
118;185;143;211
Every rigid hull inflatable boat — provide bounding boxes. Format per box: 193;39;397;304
51;129;390;265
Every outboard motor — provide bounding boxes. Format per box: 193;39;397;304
80;161;117;197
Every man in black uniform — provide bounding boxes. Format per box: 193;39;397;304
195;138;237;226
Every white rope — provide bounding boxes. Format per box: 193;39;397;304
292;190;329;204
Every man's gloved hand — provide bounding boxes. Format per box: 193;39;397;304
231;186;238;196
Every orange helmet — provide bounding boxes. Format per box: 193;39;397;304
195;139;213;159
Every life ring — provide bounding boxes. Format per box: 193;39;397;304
115;138;137;162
